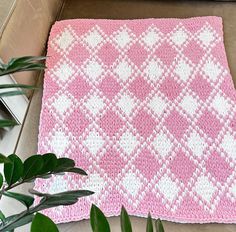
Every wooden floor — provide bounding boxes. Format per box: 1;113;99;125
11;0;236;231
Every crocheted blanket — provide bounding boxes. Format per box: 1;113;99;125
35;17;236;223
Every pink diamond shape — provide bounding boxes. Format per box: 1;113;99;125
197;110;222;139
68;43;90;66
148;193;170;215
206;151;233;183
175;195;211;218
101;187;128;213
160;77;182;101
44;78;60;99
183;21;204;34
127;42;148;67
99;75;122;100
46;56;60;72
155;42;177;66
129;76;152;101
39;108;56;138
134;148;161;180
165;110;189;140
212;42;228;67
230;114;236;131
132;110;156;138
183;41;205;64
220;78;236;101
190;75;213;101
68;76;91;99
74;151;90;171
65;109;89;136
169;150;196;184
98;42;119;66
100;24;121;36
99;110;124;136
99;148;126;178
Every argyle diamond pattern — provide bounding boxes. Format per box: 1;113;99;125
35;17;236;223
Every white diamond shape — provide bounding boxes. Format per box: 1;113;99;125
53;61;75;83
174;59;192;82
52;94;73;116
144;60;163;82
230;183;236;198
197;28;215;46
84;29;103;48
117;94;136;117
54;28;75;51
122;172;142;197
152;132;173;158
148;96;167;116
84;60;104;81
83;129;105;156
114;29;132;48
119;131;139;155
49;130;70;157
84;173;105;195
179;95;199;116
171;28;188;46
156;175;179;203
84;94;105;116
211;93;231;117
114;60;132;81
141;28;160;48
187;131;207;158
48;176;69;194
202;59;222;81
220;133;236;160
194;176;217;203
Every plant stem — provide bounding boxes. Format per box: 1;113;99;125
0;184;7;200
0;199;46;231
0;211;28;231
1;172;54;194
0;176;45;200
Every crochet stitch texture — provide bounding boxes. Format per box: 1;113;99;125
35;17;236;223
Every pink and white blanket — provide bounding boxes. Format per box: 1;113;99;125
35;17;236;223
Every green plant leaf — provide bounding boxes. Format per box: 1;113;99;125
22;155;44;180
0;84;37;89
90;204;110;232
120;206;132;232
31;213;59;232
3;191;34;209
63;167;87;176
28;189;50;197
0;119;17;128
0;91;26;97
0;56;47;77
0;153;12;163
38;190;94;210
4;154;23;186
53;158;75;172
2;214;34;231
155;219;164;232
15;63;46;70
39;153;57;174
0;210;5;223
0;66;45;76
146;213;153;232
7;56;46;67
39;174;52;179
0;173;3;189
28;189;94;212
